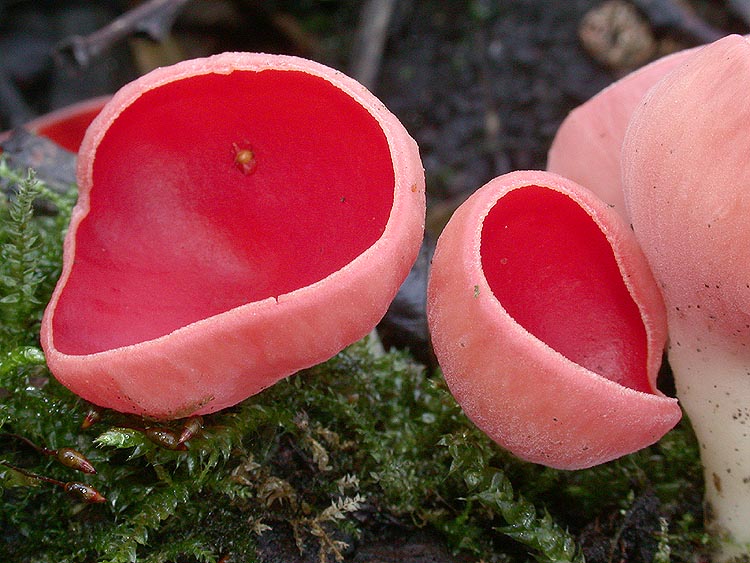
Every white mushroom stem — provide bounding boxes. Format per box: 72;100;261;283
668;331;750;559
619;34;750;560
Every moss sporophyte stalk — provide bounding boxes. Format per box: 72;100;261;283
0;156;710;562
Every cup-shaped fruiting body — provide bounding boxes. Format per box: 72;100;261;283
40;53;425;419
623;34;750;558
547;47;696;220
0;96;111;152
25;96;111;152
427;170;680;470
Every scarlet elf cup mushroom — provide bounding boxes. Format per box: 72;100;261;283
622;35;750;558
426;170;681;470
0;96;110;152
40;53;425;419
23;96;111;152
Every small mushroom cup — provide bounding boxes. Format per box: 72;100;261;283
427;170;681;470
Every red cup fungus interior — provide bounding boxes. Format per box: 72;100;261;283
480;185;650;392
53;70;394;356
36;106;106;152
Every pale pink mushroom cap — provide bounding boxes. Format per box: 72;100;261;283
547;47;697;219
622;35;750;548
40;53;425;419
623;35;750;348
427;170;680;470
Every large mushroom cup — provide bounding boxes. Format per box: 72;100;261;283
40;53;425;420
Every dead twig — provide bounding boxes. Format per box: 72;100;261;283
631;0;724;45
349;0;398;90
54;0;191;69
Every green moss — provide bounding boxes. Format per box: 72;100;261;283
0;161;707;562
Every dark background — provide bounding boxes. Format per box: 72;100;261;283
1;0;747;231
